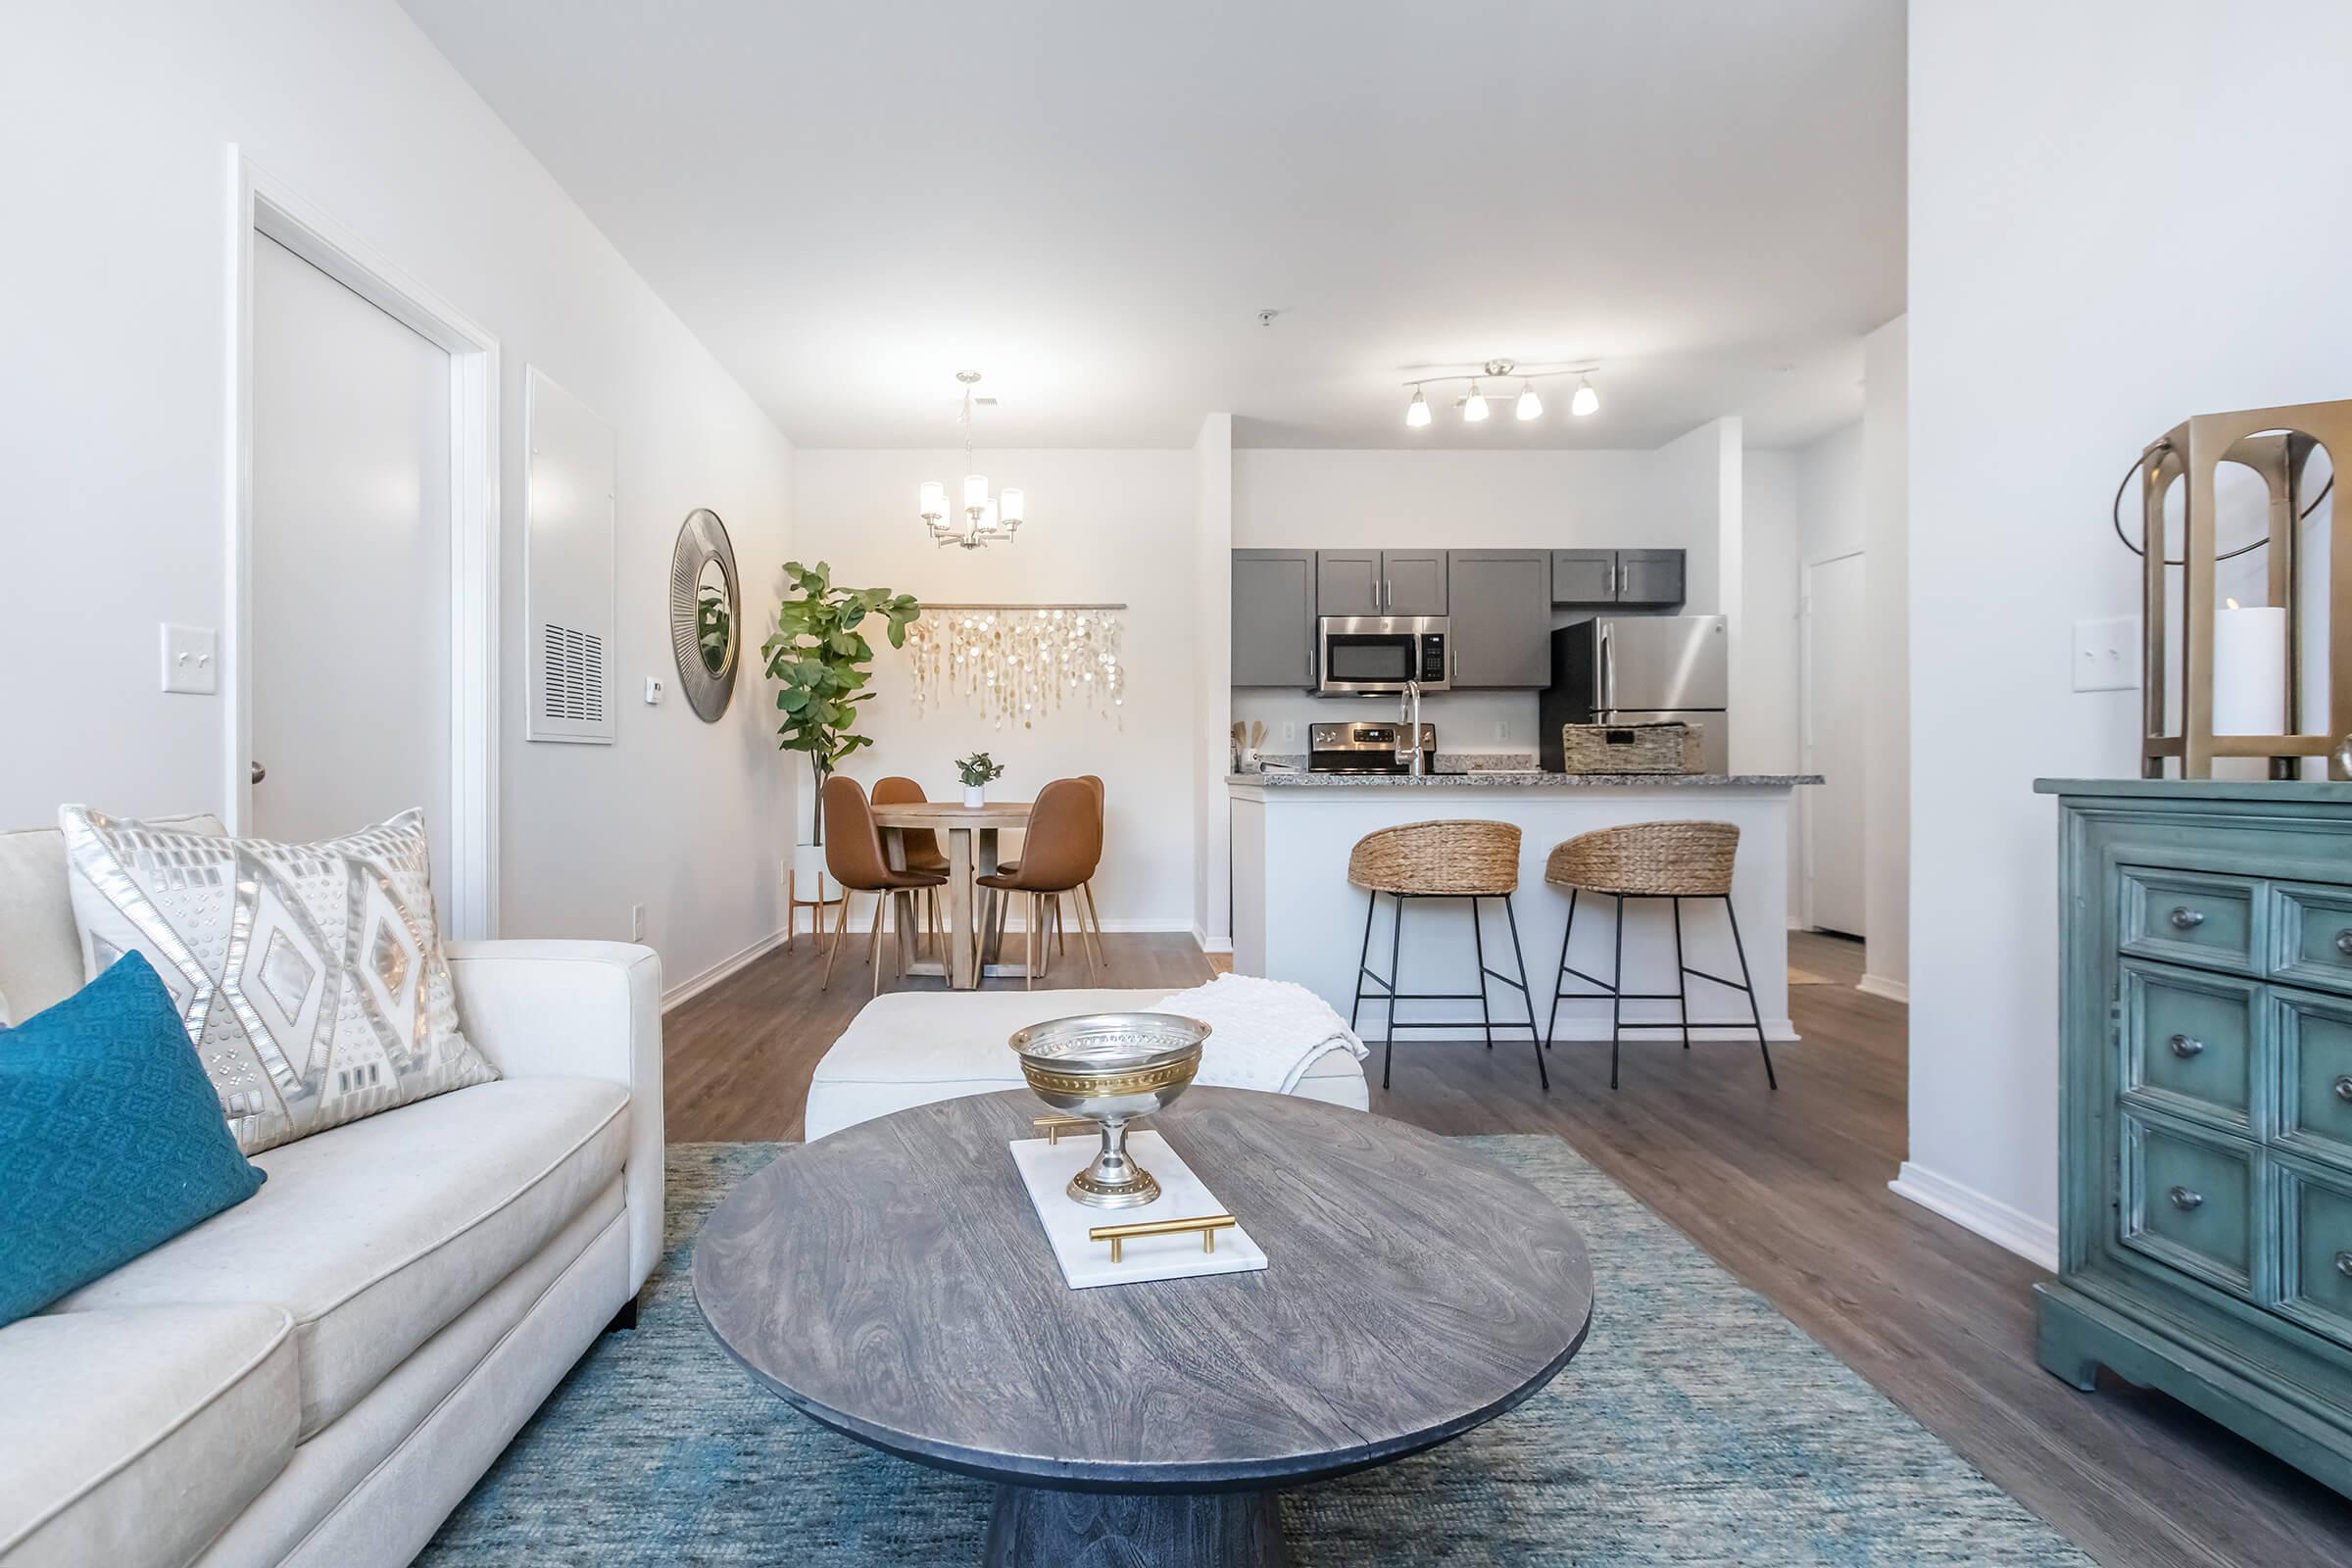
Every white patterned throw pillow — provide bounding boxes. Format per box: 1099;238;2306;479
57;806;497;1153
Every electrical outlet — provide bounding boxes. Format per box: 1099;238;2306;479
629;904;646;941
1281;720;1297;743
2073;615;2140;692
1494;720;1511;742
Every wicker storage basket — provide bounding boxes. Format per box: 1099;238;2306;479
1557;721;1699;774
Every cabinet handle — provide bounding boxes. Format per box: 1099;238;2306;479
2335;1075;2352;1103
2335;929;2352;956
2168;1033;2205;1058
2167;1186;2205;1212
2168;906;2206;930
2337;1252;2352;1279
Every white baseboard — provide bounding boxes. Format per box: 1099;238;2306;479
1370;1019;1800;1045
1856;973;1908;1004
661;927;788;1011
1889;1161;2058;1270
1192;924;1234;955
789;898;1192;936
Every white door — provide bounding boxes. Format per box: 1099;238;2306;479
250;233;452;910
1801;552;1867;937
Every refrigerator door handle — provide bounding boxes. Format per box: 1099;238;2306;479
1597;623;1614;711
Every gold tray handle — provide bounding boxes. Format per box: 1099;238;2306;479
1032;1114;1095;1145
1089;1213;1237;1263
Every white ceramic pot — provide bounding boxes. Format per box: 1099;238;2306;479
963;784;986;808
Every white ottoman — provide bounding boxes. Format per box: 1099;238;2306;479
804;988;1373;1142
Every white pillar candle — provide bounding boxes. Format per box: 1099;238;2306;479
2213;601;2287;735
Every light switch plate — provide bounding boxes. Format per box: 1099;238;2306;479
2073;615;2140;692
644;676;664;705
161;624;218;694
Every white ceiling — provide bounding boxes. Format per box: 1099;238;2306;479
402;1;1903;451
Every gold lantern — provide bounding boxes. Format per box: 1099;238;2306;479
2138;399;2348;779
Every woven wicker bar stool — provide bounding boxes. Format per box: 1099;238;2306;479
1542;821;1776;1091
1348;820;1546;1094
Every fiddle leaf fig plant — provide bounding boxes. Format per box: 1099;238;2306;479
762;560;920;843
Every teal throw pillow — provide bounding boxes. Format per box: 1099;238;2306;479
0;952;267;1325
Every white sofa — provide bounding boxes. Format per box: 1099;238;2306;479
0;820;663;1568
805;987;1372;1142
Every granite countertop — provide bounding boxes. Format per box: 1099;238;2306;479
1229;770;1823;789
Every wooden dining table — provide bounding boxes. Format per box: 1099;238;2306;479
866;799;1032;989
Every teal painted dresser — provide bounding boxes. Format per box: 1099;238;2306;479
2037;778;2352;1494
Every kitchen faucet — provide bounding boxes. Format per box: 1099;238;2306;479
1398;678;1424;777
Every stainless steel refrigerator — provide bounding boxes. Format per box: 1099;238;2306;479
1540;615;1729;773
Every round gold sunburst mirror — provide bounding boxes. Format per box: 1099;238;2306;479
669;508;740;722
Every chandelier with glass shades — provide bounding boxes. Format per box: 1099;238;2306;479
1401;359;1601;429
919;370;1025;550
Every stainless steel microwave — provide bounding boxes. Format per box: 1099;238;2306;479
1317;615;1450;695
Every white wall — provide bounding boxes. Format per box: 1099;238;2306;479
1229;426;1739;750
1741;449;1803;920
0;0;797;1001
1798;421;1867;564
1904;1;2352;1263
1193;415;1235;948
1861;317;1910;999
791;450;1198;930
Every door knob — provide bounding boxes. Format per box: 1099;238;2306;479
251;760;267;785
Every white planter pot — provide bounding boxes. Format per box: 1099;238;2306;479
791;842;829;885
963;785;986;808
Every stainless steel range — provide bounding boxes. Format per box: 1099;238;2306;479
1308;721;1436;775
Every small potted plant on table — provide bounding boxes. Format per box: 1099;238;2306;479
956;752;1006;808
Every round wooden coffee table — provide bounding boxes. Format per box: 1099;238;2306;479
694;1088;1592;1567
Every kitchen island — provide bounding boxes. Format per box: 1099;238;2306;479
1228;771;1819;1051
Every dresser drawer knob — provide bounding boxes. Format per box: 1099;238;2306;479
2335;1075;2352;1103
2168;1033;2205;1058
2168;1186;2205;1212
2336;929;2352;957
2338;1252;2352;1279
2169;906;2206;931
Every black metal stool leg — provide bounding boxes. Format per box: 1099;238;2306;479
1470;897;1494;1050
1349;891;1375;1034
1383;893;1404;1091
1671;897;1690;1051
1501;894;1547;1093
1609;893;1626;1091
1722;897;1778;1091
1545;887;1576;1051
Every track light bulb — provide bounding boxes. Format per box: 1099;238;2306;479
1570;376;1599;416
1515;381;1543;420
1405;387;1431;428
1462;382;1489;422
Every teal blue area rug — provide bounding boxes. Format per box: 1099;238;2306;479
419;1139;2088;1566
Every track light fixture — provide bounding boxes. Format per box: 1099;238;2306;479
1402;358;1601;429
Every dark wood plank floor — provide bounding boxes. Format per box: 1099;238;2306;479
663;927;2352;1566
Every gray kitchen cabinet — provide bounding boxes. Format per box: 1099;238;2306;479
1318;549;1446;616
1550;547;1687;608
1447;550;1552;687
1550;550;1618;606
1315;551;1383;617
1383;551;1449;616
1232;549;1318;687
1617;549;1686;608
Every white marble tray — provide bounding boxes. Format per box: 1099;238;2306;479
1009;1130;1269;1290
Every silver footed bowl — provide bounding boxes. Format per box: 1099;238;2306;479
1009;1011;1212;1209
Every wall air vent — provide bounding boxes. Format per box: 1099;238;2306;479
525;368;617;743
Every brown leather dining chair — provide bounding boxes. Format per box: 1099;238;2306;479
977;778;1100;986
994;774;1106;971
820;775;947;996
870;775;946;956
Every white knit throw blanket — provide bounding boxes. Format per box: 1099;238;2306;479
1152;973;1369;1095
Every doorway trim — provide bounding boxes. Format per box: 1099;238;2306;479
1798;547;1864;937
224;149;501;939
